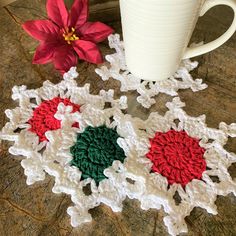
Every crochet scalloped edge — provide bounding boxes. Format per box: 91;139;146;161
95;34;208;108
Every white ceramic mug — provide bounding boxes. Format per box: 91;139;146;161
120;0;236;81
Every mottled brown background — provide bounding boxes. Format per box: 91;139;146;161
0;0;236;235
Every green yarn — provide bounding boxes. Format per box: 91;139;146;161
70;126;126;184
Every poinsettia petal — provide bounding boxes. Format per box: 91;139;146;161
52;45;78;74
47;0;68;28
22;20;59;42
33;42;61;64
73;40;103;64
79;22;114;43
69;0;88;29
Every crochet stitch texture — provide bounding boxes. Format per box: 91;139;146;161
96;34;208;108
146;130;206;186
29;97;80;141
70;125;126;183
0;67;236;236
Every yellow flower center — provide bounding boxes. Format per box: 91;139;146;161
63;27;79;44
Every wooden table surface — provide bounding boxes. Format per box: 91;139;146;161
0;1;236;235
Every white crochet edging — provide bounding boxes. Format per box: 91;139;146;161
1;66;236;236
0;67;127;185
42;101;142;227
95;34;208;108
107;97;236;236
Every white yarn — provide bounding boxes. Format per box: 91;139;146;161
0;67;127;185
42;101;139;228
108;97;236;236
95;34;208;108
1;67;235;236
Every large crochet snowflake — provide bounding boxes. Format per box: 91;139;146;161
107;97;236;236
95;34;208;108
41;100;145;227
0;67;127;186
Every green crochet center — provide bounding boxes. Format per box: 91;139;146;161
70;125;126;184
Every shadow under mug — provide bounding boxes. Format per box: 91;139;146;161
120;0;236;81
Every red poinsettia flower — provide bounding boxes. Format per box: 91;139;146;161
22;0;114;74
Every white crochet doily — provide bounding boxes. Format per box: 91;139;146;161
0;67;127;185
108;97;236;236
95;34;208;108
41;100;140;227
1;67;236;236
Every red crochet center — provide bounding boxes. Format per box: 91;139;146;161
146;130;206;187
28;97;80;142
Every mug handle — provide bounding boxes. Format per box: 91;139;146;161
183;0;236;59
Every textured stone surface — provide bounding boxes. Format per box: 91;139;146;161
0;1;236;236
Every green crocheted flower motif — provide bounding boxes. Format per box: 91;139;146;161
70;126;126;184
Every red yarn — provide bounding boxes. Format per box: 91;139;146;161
146;130;206;187
28;97;80;142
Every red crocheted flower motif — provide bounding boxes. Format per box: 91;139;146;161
28;97;80;142
146;130;206;187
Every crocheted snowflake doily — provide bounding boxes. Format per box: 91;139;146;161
1;66;235;235
40;99;145;227
0;67;127;186
95;34;208;108
107;97;236;236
